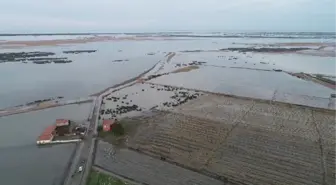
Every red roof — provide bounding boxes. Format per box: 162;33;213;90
56;119;69;126
103;119;114;125
103;120;115;132
56;119;69;123
38;125;56;141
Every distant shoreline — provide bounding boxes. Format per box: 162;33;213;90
0;33;128;36
0;31;335;40
0;35;178;48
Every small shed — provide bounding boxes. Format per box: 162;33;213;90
103;120;115;132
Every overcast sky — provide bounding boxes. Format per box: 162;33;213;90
0;0;335;33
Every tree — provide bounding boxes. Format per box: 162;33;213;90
111;123;124;136
97;125;103;132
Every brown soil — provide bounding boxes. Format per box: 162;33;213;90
172;66;199;73
125;94;335;185
0;36;177;48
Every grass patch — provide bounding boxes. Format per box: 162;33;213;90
87;169;127;185
172;65;199;73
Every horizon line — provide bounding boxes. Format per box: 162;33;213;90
0;31;335;36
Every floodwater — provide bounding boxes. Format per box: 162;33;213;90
252;53;336;75
0;41;164;108
0;35;335;108
151;49;334;103
0;103;91;185
149;65;333;99
0;33;335;185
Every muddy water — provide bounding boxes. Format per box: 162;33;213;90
251;53;336;75
0;34;334;185
0;38;238;108
149;65;334;109
0;36;335;108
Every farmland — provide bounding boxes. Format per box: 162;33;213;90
124;94;335;185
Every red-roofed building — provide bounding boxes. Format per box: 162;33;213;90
55;119;71;136
56;119;70;127
37;125;56;144
103;120;115;132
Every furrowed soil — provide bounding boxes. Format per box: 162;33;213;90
124;94;335;185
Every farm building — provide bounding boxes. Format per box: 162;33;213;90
55;119;71;136
103;119;115;132
36;119;85;145
37;125;56;144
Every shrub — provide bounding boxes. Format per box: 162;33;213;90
97;125;103;132
111;123;125;136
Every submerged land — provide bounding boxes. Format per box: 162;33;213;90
0;50;97;64
0;33;335;185
91;51;335;185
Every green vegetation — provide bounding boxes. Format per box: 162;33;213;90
111;123;125;136
87;169;128;185
97;125;103;132
96;123;124;137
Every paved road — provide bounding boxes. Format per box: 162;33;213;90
63;97;100;185
62;73;149;185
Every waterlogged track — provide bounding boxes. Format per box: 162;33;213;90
0;98;93;117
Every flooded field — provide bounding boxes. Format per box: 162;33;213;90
251;53;336;75
169;51;335;75
0;103;91;185
149;65;334;109
0;38;226;108
0;33;335;185
101;83;203;120
0;34;335;109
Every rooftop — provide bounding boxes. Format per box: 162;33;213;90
103;119;115;125
38;125;56;141
56;119;70;126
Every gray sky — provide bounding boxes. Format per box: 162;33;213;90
0;0;335;33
